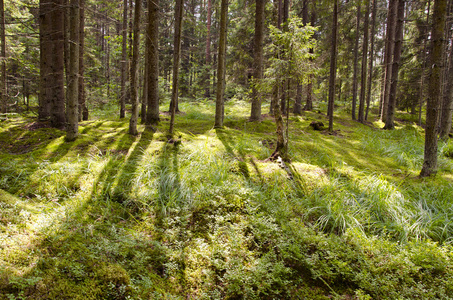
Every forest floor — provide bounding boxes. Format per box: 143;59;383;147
1;99;453;299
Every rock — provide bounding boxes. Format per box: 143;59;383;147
310;121;325;131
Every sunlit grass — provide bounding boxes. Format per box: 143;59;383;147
1;100;453;299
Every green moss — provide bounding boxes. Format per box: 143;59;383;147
1;102;453;299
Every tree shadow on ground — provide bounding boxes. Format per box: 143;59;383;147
215;128;264;182
0;128;168;299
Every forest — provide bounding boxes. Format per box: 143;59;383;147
1;0;453;298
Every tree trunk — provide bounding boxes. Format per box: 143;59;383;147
294;82;303;115
294;0;308;115
120;0;127;118
384;0;405;129
250;0;265;121
39;0;51;120
270;84;286;160
358;0;370;123
141;36;148;124
205;0;212;97
214;0;228;128
439;26;453;139
78;0;88;121
365;0;377;121
351;0;361;121
280;0;289;115
49;0;66;128
64;0;69;94
146;0;159;126
420;0;447;177
419;0;432;126
0;0;6;114
169;0;184;136
106;23;110;99
66;0;80;141
304;0;316;111
328;0;338;132
128;0;141;135
381;0;397;121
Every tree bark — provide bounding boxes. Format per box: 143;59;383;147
141;36;148;124
66;0;80;141
78;0;88;121
439;31;453;139
294;0;308;115
146;0;159;126
294;83;302;115
49;0;66;128
205;0;212;97
380;0;397;121
120;0;127;119
169;0;184;136
351;0;361;121
280;0;289;114
420;0;447;177
250;0;265;121
384;0;405;129
419;0;432;126
304;0;316;111
358;0;370;123
365;0;377;120
270;84;286;160
214;0;228;128
0;0;6;114
328;0;338;132
128;0;141;135
39;0;51;120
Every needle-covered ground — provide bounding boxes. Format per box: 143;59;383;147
1;100;453;299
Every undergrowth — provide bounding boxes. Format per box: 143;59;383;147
1;101;453;299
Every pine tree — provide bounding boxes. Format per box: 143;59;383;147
420;0;447;177
128;0;141;135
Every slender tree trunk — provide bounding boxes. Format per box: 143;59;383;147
79;0;88;121
351;0;361;121
365;0;377;120
49;0;66;128
294;82;302;115
439;32;453;139
419;0;432;126
358;0;370;123
304;0;316;111
66;0;80;141
328;0;338;132
270;83;286;160
280;0;289;114
384;0;405;129
294;0;308;115
64;0;69;93
106;24;110;99
128;0;141;135
141;38;148;124
120;0;127;118
214;0;228;128
0;0;6;114
250;0;265;121
270;0;289;161
146;0;159;126
381;0;397;121
421;0;447;177
169;0;184;136
39;0;51;120
205;0;212;97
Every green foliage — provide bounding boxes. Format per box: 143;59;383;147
264;17;317;92
1;102;453;299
